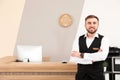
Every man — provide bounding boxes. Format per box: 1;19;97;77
70;15;109;80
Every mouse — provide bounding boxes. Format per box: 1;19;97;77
62;61;67;64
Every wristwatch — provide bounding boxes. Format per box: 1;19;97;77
80;53;84;58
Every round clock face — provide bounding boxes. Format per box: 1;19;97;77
59;14;73;28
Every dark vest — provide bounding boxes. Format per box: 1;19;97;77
78;34;104;66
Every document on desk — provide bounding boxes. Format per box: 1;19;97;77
69;56;92;64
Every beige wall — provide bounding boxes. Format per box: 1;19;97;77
0;0;25;58
0;0;84;61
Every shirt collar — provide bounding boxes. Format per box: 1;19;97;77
84;33;99;38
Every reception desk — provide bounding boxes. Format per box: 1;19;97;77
0;56;77;80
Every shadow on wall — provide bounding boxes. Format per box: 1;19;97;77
14;0;85;61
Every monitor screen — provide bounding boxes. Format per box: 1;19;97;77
16;45;42;63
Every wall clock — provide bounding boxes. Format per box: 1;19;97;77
59;13;73;28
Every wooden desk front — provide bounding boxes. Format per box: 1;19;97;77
0;62;77;80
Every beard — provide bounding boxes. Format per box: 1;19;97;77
87;28;97;34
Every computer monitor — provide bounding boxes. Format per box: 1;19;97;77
16;45;42;63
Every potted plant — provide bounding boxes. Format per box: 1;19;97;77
103;61;108;72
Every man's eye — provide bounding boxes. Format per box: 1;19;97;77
88;22;91;24
93;22;96;24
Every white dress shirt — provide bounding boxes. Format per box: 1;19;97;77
70;33;109;64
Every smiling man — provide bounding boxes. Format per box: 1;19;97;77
70;15;109;80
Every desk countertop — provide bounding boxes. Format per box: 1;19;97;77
0;56;77;72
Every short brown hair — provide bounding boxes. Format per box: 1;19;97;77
85;15;99;21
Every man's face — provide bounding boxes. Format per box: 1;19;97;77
85;18;99;34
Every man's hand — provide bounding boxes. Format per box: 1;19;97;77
71;51;83;58
92;49;103;62
98;49;102;52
